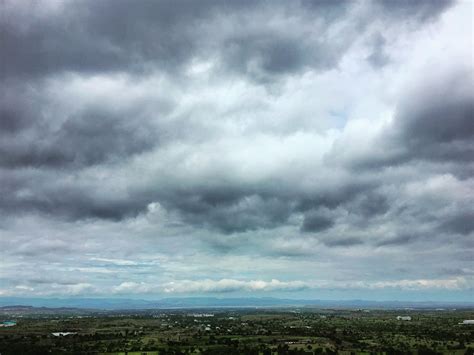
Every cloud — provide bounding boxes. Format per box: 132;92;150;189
393;67;474;163
5;276;470;297
113;282;155;294
0;0;471;300
0;0;454;82
371;0;454;24
438;212;474;236
369;277;470;291
366;33;390;68
323;237;364;248
0;75;171;169
345;65;474;170
301;210;335;233
90;258;141;266
111;279;310;295
162;277;471;294
375;234;417;247
162;279;310;294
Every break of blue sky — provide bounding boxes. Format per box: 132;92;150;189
0;0;472;302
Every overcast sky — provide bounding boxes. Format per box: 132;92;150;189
1;0;473;301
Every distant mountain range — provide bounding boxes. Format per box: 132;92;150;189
0;297;472;310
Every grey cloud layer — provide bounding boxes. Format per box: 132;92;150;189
345;67;474;169
0;0;467;231
1;0;472;298
2;0;452;80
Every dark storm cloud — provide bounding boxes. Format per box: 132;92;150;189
323;237;364;247
152;179;384;234
439;212;474;236
0;169;147;220
159;193;293;234
373;0;454;23
0;107;157;168
296;182;374;212
1;0;454;80
0;164;380;233
301;210;334;233
0;0;319;79
0;0;462;233
0;75;177;169
221;30;342;83
1;0;215;78
0;103;31;134
1;0;355;172
353;193;390;218
388;67;474;164
345;66;474;171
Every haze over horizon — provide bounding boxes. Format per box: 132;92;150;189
1;0;473;303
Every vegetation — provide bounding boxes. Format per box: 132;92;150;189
0;308;473;354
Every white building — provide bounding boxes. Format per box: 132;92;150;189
460;320;474;325
396;316;412;321
52;332;77;337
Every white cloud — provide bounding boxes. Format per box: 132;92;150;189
163;279;309;294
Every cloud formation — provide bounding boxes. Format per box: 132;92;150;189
0;0;472;300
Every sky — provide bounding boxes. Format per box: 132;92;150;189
0;0;473;302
